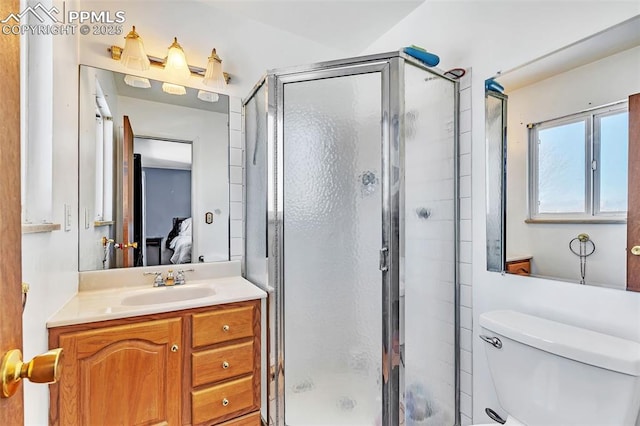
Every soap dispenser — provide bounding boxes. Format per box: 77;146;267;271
165;270;175;286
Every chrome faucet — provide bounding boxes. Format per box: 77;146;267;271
144;269;195;287
143;271;165;287
175;269;195;285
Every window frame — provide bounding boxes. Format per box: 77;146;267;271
528;101;628;223
94;79;115;224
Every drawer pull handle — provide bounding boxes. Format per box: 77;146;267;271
171;344;179;352
222;398;229;407
222;361;230;369
222;325;230;332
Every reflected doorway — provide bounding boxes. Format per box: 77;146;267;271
133;137;193;266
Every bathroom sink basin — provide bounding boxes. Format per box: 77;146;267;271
121;286;215;306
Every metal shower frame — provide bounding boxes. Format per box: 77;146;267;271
243;51;460;426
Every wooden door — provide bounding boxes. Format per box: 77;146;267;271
122;115;135;267
0;0;24;423
627;93;640;292
52;318;182;425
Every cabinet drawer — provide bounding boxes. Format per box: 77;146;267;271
193;306;255;347
218;411;261;426
193;341;254;386
192;376;256;424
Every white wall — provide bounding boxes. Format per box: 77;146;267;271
506;46;640;290
118;96;230;262
21;1;80;424
363;2;640;424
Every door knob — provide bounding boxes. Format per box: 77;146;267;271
631;246;640;256
1;348;63;398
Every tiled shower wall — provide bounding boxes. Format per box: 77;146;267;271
458;71;473;425
229;96;244;260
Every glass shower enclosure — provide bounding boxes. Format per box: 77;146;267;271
244;52;459;426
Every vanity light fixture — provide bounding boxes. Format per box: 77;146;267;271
162;82;187;96
109;35;231;84
197;90;219;103
119;26;150;71
164;37;191;81
123;75;151;89
203;48;226;90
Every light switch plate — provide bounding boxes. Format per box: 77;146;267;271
64;204;72;231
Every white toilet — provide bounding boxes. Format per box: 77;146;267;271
473;310;640;426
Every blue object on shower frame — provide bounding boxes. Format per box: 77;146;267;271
485;78;505;93
403;46;440;67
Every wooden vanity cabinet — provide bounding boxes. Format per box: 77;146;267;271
48;317;183;426
506;258;531;276
190;305;260;425
49;300;261;426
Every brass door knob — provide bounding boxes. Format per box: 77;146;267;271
222;361;230;369
222;398;229;406
1;348;63;398
631;246;640;256
222;324;230;332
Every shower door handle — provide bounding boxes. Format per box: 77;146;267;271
379;247;389;272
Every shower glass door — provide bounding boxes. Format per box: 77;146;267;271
280;69;385;425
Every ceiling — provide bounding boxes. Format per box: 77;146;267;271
207;1;425;54
497;14;640;91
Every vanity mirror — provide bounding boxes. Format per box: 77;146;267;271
485;16;640;291
78;65;230;271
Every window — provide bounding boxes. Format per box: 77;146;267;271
21;23;54;225
94;80;114;223
529;101;628;221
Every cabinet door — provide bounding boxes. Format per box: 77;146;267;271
57;318;182;426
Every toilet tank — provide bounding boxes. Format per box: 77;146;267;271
479;310;640;426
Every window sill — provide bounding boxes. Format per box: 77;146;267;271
22;223;62;234
525;218;626;224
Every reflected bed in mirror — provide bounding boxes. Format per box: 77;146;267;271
79;65;230;271
485;15;640;292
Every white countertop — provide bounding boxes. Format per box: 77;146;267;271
47;276;267;328
506;254;533;262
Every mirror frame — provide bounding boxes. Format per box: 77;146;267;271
485;89;508;274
